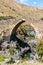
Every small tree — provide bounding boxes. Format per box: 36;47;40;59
9;47;15;55
41;17;43;20
36;40;43;58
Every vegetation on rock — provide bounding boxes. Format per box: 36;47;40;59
36;40;43;58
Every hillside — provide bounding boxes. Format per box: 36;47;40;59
0;0;43;20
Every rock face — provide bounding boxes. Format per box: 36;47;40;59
10;34;31;57
0;40;31;57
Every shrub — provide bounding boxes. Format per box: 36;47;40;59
22;53;30;61
9;48;15;55
0;16;14;20
0;56;8;62
36;40;43;58
41;17;43;20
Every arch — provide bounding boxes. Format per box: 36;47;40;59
10;20;38;41
10;19;25;41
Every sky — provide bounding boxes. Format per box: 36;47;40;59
16;0;43;7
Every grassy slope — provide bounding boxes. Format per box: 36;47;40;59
0;0;43;20
0;0;23;20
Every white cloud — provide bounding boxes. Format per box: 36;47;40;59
33;2;37;5
19;0;27;3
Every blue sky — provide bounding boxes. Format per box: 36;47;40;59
16;0;43;7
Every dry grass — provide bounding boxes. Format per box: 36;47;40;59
0;0;43;20
9;61;43;65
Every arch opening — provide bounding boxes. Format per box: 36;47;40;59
10;21;36;42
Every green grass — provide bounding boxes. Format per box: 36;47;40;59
0;56;8;62
22;53;30;62
0;16;14;20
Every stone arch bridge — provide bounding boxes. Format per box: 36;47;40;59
9;19;43;41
